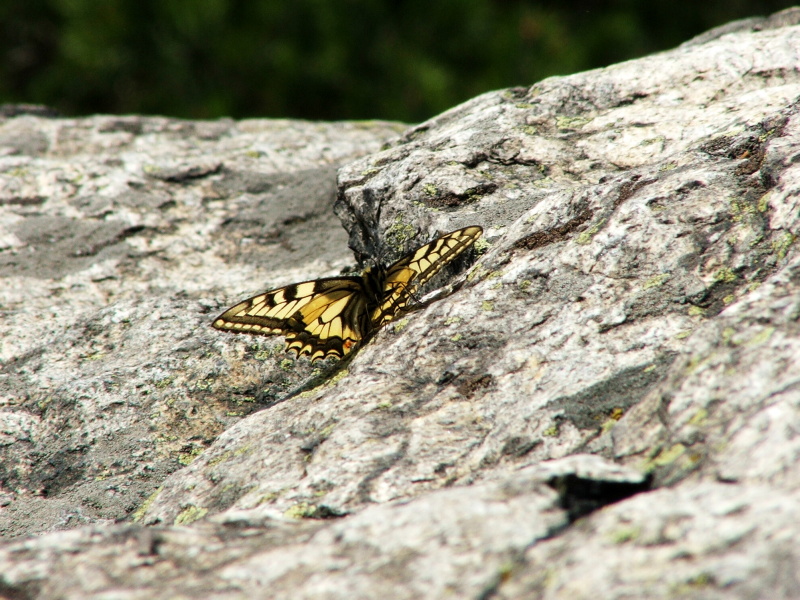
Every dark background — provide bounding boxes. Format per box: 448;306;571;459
1;1;796;122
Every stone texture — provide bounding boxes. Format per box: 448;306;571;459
0;114;404;538
1;8;800;600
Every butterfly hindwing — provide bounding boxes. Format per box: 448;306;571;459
371;225;483;327
212;277;368;360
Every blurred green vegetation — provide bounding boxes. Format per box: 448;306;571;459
0;0;796;122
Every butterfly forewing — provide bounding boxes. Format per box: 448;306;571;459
212;225;482;361
371;225;483;327
212;277;367;360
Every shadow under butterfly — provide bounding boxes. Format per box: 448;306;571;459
212;226;483;362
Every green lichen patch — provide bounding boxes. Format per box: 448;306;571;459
641;135;666;146
687;408;708;427
474;236;490;254
745;326;775;347
542;424;559;437
178;445;205;466
284;502;318;519
467;265;489;282
256;491;280;505
610;526;641;544
131;486;163;523
423;183;439;197
328;368;350;386
576;219;606;245
206;450;231;468
194;379;213;391
385;217;416;252
174;504;208;526
772;232;796;260
155;376;174;389
393;318;410;332
556;115;590;130
712;267;737;283
600;407;625;433
318;422;336;439
729;197;758;221
671;572;717;596
643;273;670;290
658;161;677;172
757;192;772;212
650;443;686;468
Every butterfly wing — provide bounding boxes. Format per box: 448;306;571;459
371;225;483;327
212;277;369;361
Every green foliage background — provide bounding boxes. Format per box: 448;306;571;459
1;0;795;122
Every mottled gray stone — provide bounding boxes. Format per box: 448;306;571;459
0;116;403;539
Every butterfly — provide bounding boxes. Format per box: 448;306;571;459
212;225;483;362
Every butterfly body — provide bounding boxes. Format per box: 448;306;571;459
212;225;482;361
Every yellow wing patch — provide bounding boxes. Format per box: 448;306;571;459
212;226;483;362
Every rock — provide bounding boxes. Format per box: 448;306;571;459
2;9;800;599
0;115;404;538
